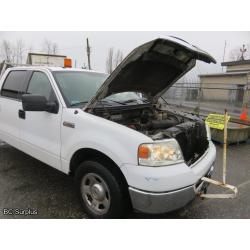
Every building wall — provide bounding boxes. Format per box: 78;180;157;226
226;64;250;72
246;73;250;105
247;73;250;83
200;75;247;85
200;74;247;102
202;88;230;101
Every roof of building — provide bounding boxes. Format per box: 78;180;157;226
27;52;67;58
199;71;249;77
221;60;250;66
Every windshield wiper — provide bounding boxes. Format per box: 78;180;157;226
121;98;149;104
99;100;126;105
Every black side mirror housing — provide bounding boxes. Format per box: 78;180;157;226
22;94;59;114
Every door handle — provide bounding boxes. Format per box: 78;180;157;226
18;110;26;119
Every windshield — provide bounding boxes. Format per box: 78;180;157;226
53;71;148;107
53;71;108;106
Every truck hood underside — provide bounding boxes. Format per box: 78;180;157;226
85;36;216;111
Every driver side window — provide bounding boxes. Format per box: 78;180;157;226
27;71;55;101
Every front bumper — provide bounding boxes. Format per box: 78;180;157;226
129;165;214;214
129;185;195;214
120;141;216;214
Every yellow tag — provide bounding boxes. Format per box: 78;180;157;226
205;114;230;130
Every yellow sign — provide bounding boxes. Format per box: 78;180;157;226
205;113;230;130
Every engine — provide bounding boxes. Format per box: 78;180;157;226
93;104;209;166
93;105;182;133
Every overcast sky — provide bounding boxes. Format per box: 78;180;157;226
0;31;249;78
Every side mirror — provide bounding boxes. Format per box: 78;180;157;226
22;94;59;114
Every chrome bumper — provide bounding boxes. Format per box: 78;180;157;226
129;166;214;214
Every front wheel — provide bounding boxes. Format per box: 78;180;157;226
75;161;128;219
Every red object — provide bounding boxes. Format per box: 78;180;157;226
240;108;248;120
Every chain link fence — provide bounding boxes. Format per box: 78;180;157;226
163;82;250;117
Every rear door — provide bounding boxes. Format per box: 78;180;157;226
20;70;63;170
0;70;30;149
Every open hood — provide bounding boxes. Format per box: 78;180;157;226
85;36;216;111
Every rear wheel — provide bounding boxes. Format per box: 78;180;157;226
75;161;128;218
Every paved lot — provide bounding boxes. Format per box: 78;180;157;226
0;140;249;219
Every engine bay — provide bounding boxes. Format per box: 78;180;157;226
94;104;183;136
92;103;209;166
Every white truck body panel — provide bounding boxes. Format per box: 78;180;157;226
60;108;152;173
0;97;22;149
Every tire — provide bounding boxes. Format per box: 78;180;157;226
75;160;128;219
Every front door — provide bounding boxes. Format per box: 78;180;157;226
20;70;62;170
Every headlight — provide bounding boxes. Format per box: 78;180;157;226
138;139;184;167
206;124;211;141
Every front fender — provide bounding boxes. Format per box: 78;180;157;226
61;109;152;173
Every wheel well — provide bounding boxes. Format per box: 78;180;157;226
70;148;128;188
70;148;132;213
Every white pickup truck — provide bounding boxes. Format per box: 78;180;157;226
0;37;216;218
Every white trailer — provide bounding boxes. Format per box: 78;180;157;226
26;53;67;67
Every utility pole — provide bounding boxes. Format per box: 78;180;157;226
86;38;91;70
222;40;227;72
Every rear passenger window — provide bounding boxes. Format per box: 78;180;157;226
27;72;54;101
1;71;27;99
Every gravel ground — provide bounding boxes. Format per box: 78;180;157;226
0;140;249;219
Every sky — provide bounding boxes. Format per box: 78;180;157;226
0;31;249;79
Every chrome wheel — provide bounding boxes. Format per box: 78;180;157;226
81;173;111;215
